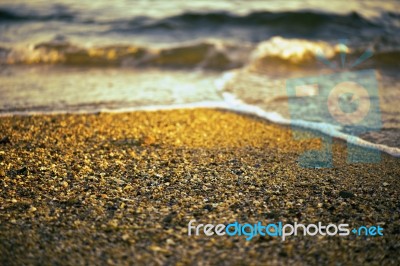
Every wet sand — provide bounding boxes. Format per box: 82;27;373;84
0;109;399;265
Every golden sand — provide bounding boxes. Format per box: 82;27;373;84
0;109;399;265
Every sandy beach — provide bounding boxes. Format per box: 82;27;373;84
0;109;399;265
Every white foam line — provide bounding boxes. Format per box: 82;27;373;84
1;98;399;158
227;104;400;158
221;96;400;157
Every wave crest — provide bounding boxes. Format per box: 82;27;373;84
2;37;399;69
2;40;249;70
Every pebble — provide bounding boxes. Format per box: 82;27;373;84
339;191;355;199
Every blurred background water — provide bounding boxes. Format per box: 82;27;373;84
0;0;399;152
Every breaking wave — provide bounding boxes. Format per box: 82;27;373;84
1;37;399;70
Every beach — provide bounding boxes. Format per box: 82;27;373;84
1;0;400;265
1;109;399;265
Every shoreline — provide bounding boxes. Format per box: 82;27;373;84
0;108;399;265
1;102;399;158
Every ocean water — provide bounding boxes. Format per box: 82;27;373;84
0;0;399;155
